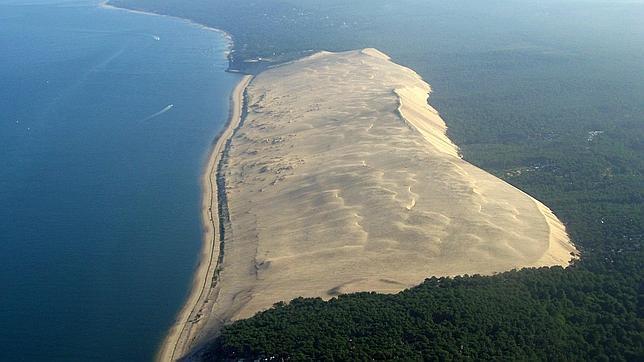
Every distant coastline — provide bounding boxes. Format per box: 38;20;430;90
101;1;236;70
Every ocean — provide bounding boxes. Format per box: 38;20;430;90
0;0;240;360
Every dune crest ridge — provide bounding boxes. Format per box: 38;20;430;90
190;48;578;351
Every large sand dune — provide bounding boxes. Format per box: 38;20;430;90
190;48;577;351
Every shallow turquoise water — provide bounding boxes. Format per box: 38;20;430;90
0;1;240;360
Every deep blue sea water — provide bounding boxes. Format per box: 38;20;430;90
0;0;240;360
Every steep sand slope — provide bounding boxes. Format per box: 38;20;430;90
196;49;578;346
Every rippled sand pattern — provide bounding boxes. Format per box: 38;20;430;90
207;49;577;327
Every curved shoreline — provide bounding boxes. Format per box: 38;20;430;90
100;1;234;59
100;2;252;360
156;75;252;362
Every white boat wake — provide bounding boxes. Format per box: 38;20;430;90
139;104;174;122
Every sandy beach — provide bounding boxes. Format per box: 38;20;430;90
100;2;244;358
156;75;252;362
